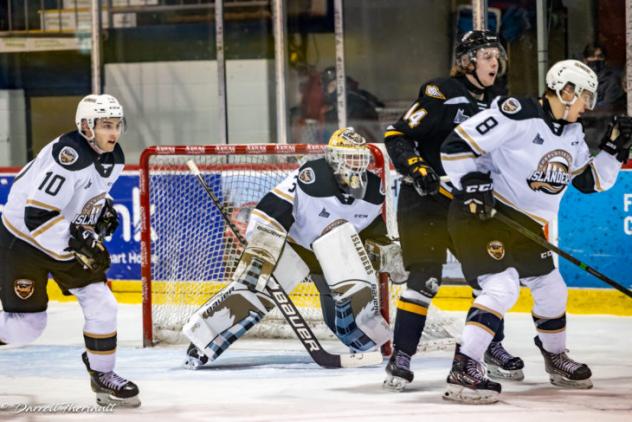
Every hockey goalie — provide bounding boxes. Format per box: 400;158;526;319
182;128;406;368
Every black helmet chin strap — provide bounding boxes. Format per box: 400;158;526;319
462;71;487;96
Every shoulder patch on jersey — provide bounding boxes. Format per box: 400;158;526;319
51;131;97;171
424;84;446;100
500;97;522;114
58;146;79;166
298;167;316;184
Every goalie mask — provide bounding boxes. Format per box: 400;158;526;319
546;59;598;114
325;128;371;200
75;94;126;149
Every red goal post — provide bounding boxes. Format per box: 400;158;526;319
139;143;393;352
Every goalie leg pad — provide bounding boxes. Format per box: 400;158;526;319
236;222;287;292
182;283;273;362
312;221;391;349
182;245;310;363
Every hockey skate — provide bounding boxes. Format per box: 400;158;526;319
383;350;414;392
484;341;525;381
184;342;209;370
443;345;501;404
534;336;592;389
81;352;141;408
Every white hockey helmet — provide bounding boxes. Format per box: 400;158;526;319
75;94;126;141
546;59;598;111
325;127;371;199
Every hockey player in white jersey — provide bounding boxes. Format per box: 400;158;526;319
0;94;140;407
439;59;632;404
183;128;399;367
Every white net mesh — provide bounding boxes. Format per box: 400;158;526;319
142;145;460;350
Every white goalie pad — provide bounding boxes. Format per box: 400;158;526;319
182;244;310;362
235;222;287;291
312;221;391;348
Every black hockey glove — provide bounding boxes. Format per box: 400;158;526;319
405;156;440;196
456;171;496;220
599;115;632;163
65;224;111;273
95;198;119;238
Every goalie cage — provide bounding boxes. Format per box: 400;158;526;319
139;144;461;354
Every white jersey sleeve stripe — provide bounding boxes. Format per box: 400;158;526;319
271;188;294;203
25;199;61;212
2;215;73;260
455;125;485;155
31;215;65;238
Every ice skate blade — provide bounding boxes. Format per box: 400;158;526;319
382;375;409;392
95;392;141;408
549;373;593;389
442;383;499;404
487;364;525;381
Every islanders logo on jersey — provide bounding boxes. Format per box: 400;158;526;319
526;149;572;194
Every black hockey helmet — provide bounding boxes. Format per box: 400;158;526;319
455;30;507;77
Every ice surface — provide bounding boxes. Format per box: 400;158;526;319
1;302;631;421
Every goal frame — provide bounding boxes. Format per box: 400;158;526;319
139;143;391;352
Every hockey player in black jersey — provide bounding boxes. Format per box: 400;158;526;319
382;30;523;391
440;59;631;404
183;128;405;368
0;94;140;407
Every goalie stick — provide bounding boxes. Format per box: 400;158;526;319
186;160;384;368
439;176;632;299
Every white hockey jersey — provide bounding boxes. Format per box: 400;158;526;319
246;158;385;250
441;96;621;226
2;131;125;260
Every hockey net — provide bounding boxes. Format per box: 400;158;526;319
140;144;460;351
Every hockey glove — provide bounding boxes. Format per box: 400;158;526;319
95;198;119;238
456;171;496;220
599;115;632;163
405;156;440;196
66;224;111;273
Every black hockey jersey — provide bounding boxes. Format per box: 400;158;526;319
384;76;498;179
2;131;125;260
246;158;385;250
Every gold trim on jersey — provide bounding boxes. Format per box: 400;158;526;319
440;152;477;161
250;209;286;233
271;188;294;203
439;186;453;199
25;199;61;212
384;130;404;138
589;163;604;191
571;163;589;176
455;125;485;155
31;215;64;238
492;191;549;227
1;214;74;260
471;303;503;320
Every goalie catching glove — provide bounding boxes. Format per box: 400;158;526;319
65;224;111;273
599;115;632;163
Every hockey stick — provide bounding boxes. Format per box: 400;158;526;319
439;176;632;298
493;211;632;299
186;160;384;368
